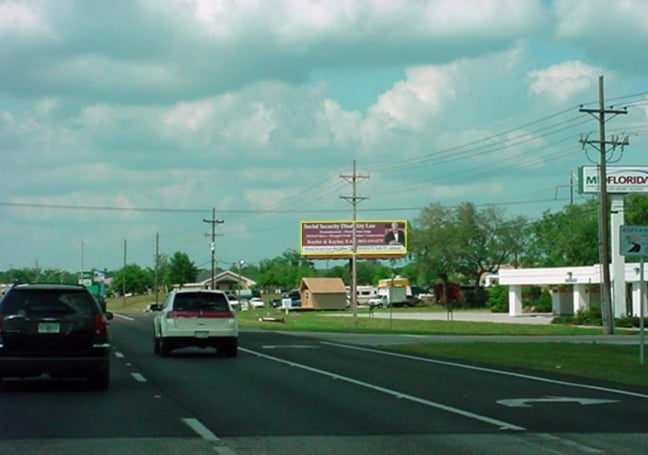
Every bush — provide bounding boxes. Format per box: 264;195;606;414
533;288;552;312
486;285;508;313
552;309;602;326
616;315;644;328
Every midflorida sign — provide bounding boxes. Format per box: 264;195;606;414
300;220;407;259
579;165;648;194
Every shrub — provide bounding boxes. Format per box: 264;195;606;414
616;315;644;328
534;288;552;312
486;285;508;313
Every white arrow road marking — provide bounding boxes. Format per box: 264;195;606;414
241;347;525;431
497;396;619;408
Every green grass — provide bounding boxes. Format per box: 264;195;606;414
386;342;648;387
236;307;606;336
107;296;648;388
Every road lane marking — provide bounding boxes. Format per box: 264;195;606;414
113;313;135;321
530;433;603;454
323;342;648;400
239;347;525;431
497;396;618;408
262;345;319;349
182;417;220;441
131;373;147;382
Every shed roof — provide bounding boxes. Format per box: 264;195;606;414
300;277;346;294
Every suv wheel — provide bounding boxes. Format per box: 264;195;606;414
89;366;110;390
153;335;160;354
159;337;172;357
222;341;238;358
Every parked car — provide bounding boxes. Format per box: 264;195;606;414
227;296;240;310
151;289;238;357
367;295;386;308
248;297;265;309
0;282;113;389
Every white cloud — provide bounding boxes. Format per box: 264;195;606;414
527;61;603;103
554;0;648;38
0;1;47;33
552;0;648;72
370;66;459;131
1;0;647;271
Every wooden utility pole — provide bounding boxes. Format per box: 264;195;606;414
154;233;160;305
203;208;224;289
579;75;628;335
122;239;127;304
340;160;369;325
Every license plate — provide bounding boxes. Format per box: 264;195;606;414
195;331;209;339
38;322;60;334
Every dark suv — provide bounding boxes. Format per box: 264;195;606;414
0;283;113;390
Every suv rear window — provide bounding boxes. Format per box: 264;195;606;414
172;292;230;312
1;289;97;317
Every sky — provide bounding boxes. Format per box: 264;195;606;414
1;0;648;274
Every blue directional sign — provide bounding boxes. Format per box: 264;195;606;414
620;225;648;257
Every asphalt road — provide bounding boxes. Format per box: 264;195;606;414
1;312;647;455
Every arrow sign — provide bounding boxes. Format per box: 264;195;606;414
497;396;618;408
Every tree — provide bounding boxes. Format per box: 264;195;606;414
410;202;528;302
154;253;169;288
165;251;199;286
0;267;79;284
525;199;599;267
256;249;317;290
625;194;648;225
111;264;153;295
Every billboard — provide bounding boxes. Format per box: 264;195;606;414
579;166;648;194
300;220;407;258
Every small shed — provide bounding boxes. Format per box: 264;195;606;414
299;277;347;310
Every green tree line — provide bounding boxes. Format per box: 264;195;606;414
2;196;647;299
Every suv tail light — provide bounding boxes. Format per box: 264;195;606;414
167;311;233;319
94;313;108;336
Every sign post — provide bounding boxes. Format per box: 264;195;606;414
641;256;645;366
620;225;648;365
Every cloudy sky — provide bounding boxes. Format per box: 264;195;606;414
1;0;647;274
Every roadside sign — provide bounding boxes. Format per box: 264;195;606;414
620;225;648;256
579;166;648;194
621;225;647;365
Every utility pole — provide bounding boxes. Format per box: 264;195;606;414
203;208;224;289
579;75;628;335
154;233;160;305
79;240;85;284
340;160;369;325
122;239;127;304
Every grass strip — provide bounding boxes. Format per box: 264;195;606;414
385;342;648;387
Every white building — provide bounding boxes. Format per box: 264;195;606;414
497;263;648;317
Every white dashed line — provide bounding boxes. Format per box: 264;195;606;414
131;372;147;382
181;418;220;441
